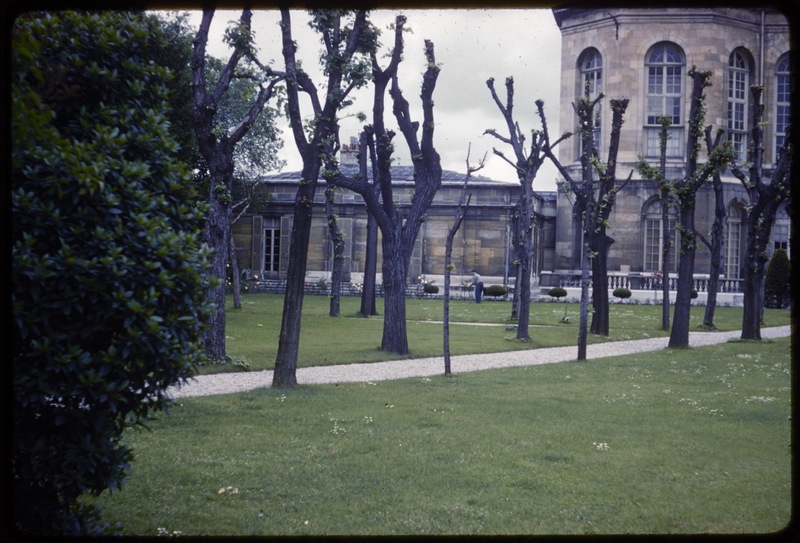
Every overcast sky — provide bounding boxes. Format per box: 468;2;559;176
183;8;563;190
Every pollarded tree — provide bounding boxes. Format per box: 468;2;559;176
191;8;283;361
484;77;550;341
635;116;676;331
273;9;377;386
543;94;631;349
667;70;734;348
359;134;381;317
731;85;791;339
12;11;211;534
325;185;346;317
443;147;483;374
698;135;728;330
327;15;444;355
637;69;734;348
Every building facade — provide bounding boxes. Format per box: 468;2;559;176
232;142;555;289
550;7;791;290
231;7;791;299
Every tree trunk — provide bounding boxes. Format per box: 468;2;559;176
740;213;772;340
668;203;697;348
443;180;472;375
509;198;522;321
589;233;611;336
360;211;379;317
202;162;233;362
325;185;344;317
230;233;242;310
443;252;453;375
380;236;409;354
577;236;591;360
703;177;725;328
741;260;764;340
660;192;671;331
273;164;319;387
514;186;533;341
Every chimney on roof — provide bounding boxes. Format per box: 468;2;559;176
339;136;360;166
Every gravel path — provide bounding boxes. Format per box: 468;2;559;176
167;325;792;398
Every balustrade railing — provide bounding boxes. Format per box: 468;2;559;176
556;272;743;293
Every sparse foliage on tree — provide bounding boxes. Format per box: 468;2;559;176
484;77;550;341
635;117;675;331
637;68;735;348
326;15;444;355
543;92;631;358
731;85;791;338
443;148;482;375
191;8;283;361
12;11;211;534
274;9;377;386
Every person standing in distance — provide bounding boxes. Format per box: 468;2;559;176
471;270;484;303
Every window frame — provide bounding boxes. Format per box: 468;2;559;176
727;49;751;162
642;198;678;273
577;48;603;159
775;55;790;161
644;42;686;158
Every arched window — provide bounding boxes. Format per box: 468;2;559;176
645;42;685;158
727;50;751;161
725;204;743;279
775;56;790;158
642;199;678;273
578;48;603;155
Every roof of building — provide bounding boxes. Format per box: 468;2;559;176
255;164;518;186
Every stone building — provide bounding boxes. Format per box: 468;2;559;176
549;7;791;295
231;7;790;301
232;140;556;291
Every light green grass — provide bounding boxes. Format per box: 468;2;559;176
217;294;790;373
87;336;792;536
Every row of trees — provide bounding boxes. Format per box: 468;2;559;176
192;7;790;375
12;7;790;534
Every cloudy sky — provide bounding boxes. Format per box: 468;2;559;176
183;7;563;190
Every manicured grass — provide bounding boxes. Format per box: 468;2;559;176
87;336;791;536
216;293;791;373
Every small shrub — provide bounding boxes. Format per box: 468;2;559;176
613;287;632;303
764;248;791;308
423;283;439;294
484;284;507;297
548;287;567;300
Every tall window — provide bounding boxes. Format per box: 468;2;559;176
645;42;685;157
725;205;742;279
775;56;790;157
771;205;790;259
642;199;678;272
578;48;603;155
262;217;281;273
727;50;750;161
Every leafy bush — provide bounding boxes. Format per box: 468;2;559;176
484;284;507;297
548;287;567;300
12;12;211;535
764;248;791;308
423;283;440;294
612;287;632;302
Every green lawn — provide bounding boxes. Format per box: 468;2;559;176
86;302;792;536
216;293;791;373
83;298;793;536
